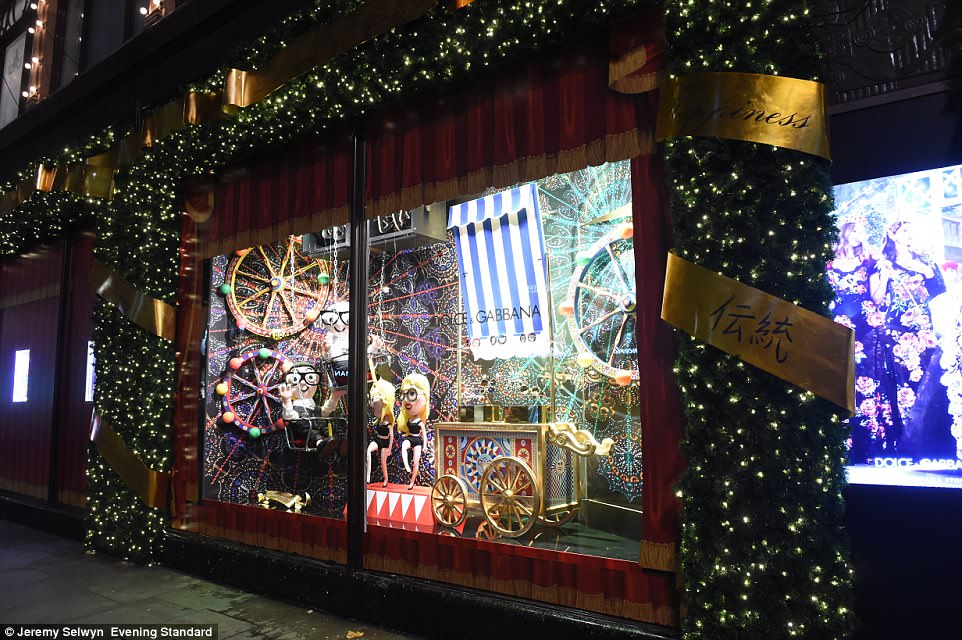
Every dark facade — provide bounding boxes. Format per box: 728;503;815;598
1;2;960;640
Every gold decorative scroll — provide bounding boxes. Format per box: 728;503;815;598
223;0;437;112
546;422;614;457
661;252;854;412
656;71;830;160
91;259;176;341
93;414;170;509
257;490;312;512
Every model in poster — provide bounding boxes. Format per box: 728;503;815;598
367;378;396;487
397;373;430;490
869;220;946;456
827;218;882;463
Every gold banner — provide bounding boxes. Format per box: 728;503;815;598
223;0;437;112
656;71;830;160
661;252;854;412
143;98;187;148
185;91;228;125
92;414;169;509
91;259;176;341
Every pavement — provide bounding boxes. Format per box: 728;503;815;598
0;518;418;640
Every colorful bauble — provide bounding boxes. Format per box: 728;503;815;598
222;411;235;423
258;348;271;359
318;272;331;285
305;307;320;322
229;357;243;370
249;427;262;439
215;383;228;396
576;352;594;368
219;283;232;295
558;301;574;317
618;222;634;239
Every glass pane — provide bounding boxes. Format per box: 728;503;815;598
1;31;26;128
201;235;350;518
363;160;643;560
56;0;85;89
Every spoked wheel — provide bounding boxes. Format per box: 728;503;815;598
431;475;469;528
537;508;578;527
479;456;541;538
561;226;639;385
223;236;328;340
219;348;293;437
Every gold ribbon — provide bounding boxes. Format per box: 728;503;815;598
92;414;170;509
661;252;854;412
142;98;187;148
91;259;176;341
223;0;438;112
656;71;830;160
185;91;228;125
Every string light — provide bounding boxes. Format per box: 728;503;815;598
1;0;646;563
664;0;853;637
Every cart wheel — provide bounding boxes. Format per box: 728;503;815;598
537;509;578;527
475;520;497;540
479;456;541;538
431;475;469;528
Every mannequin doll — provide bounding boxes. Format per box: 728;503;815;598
279;362;324;448
397;372;430;490
366;378;396;487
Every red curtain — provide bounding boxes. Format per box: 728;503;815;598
197;130;354;258
633;137;685;572
363;30;658;218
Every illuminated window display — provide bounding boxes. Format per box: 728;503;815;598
203;239;353;518
201;160;645;559
830;164;962;489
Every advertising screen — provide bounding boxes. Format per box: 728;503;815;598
829;164;962;488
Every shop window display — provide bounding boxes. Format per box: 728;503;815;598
200;160;645;559
202;239;353;518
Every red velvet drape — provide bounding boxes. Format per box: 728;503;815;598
364;31;657;219
197;130;354;258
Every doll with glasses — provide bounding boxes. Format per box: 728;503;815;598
397;373;430;490
279;361;346;460
366;378;396;487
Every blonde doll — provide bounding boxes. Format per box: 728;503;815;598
397;373;430;490
367;378;396;487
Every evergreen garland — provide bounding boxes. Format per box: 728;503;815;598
0;0;655;561
661;1;854;638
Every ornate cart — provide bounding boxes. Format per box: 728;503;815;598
431;421;613;538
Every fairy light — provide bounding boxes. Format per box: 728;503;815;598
3;0;647;563
664;0;853;637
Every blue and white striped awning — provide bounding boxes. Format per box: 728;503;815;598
448;183;549;343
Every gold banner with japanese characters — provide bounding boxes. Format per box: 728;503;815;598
661;252;854;412
656;72;830;160
91;259;176;341
92;414;169;509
